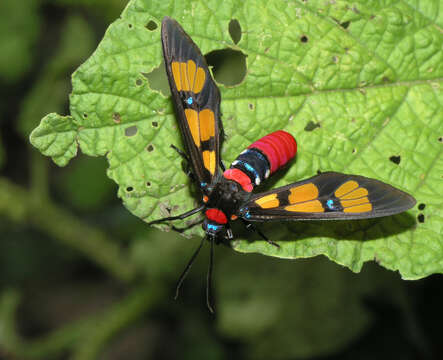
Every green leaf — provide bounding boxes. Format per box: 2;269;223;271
30;113;78;166
30;0;442;279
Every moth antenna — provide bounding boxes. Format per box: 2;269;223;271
174;236;206;300
206;236;215;314
206;235;215;313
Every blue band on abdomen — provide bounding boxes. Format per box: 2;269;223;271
230;148;270;186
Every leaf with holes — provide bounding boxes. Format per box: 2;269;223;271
30;0;442;279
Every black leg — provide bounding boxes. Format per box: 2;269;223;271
174;236;206;300
171;218;204;233
241;219;280;248
170;144;195;180
148;205;205;225
206;236;215;314
170;144;190;162
219;160;226;172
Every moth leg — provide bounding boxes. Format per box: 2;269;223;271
219;160;226;172
241;219;280;248
170;144;190;162
148;205;205;225
170;144;195;180
171;218;204;233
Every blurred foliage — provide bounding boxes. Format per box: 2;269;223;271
0;0;41;83
49;0;129;21
0;0;441;359
18;14;96;136
56;156;115;211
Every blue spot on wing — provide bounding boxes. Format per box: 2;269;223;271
326;199;339;211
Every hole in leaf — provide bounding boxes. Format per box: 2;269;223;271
418;203;426;210
228;19;242;44
146;182;151;187
205;48;246;86
135;78;143;86
128;24;133;29
125;126;138;137
417;214;425;223
438;136;442;143
340;21;350;29
389;155;401;165
146;20;157;31
142;65;170;96
352;148;356;154
113;112;121;123
152;121;158;127
147;144;154;152
126;186;134;192
300;35;309;43
83;113;88;118
332;56;339;63
248;103;254;110
304;121;320;131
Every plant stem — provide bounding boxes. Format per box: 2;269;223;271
0;177;136;282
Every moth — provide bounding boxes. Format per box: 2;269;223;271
150;17;416;311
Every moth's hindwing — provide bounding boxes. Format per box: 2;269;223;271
240;172;416;221
161;17;221;186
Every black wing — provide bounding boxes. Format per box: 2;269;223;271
161;17;221;187
239;172;416;221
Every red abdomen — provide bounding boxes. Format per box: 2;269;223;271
248;130;297;174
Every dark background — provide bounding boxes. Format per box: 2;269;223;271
0;1;441;359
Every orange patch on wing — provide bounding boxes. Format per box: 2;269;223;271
185;109;199;147
171;62;182;91
199;109;215;141
180;62;189;90
194;67;205;93
171;60;205;94
187;60;196;90
341;187;368;199
335;181;359;198
255;194;279;209
285;200;324;212
203;150;216;175
340;198;368;207
343;203;372;213
336;182;372;213
288;183;319;204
